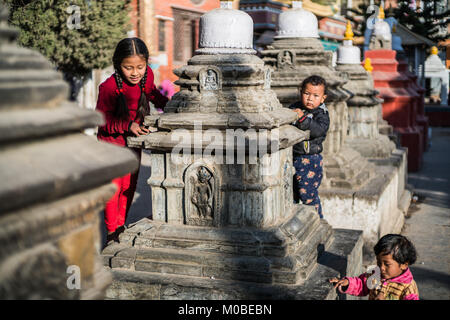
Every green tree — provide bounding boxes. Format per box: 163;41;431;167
4;0;132;77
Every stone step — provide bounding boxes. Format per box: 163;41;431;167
326;167;372;189
103;208;330;285
104;228;363;300
118;205;320;259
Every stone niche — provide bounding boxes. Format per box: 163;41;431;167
0;5;139;299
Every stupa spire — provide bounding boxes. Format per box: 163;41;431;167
378;5;385;19
344;20;354;41
431;46;438;55
363;58;374;73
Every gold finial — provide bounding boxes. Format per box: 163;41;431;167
431;46;438;55
344;20;354;41
378;5;385;19
364;58;373;73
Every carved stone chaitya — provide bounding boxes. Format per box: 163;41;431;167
261;4;376;191
369;7;392;50
0;4;139;299
102;1;363;300
333;23;411;255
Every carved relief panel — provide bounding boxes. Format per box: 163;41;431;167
199;67;222;92
277;50;295;69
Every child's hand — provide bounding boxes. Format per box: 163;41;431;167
130;122;150;136
293;108;304;119
375;292;385;300
329;277;349;293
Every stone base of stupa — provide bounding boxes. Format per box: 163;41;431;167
320;147;410;261
101;207;363;300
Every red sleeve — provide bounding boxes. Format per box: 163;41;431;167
145;66;169;109
342;273;370;297
95;80;131;134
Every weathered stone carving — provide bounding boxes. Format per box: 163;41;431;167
200;68;220;91
186;164;216;226
278;50;295;69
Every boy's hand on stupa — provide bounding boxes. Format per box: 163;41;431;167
329;277;349;293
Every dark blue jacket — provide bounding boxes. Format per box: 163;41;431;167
288;101;330;156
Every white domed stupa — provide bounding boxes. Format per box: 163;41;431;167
275;1;319;39
337;21;361;65
196;0;256;54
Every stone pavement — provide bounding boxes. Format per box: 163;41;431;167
402;126;450;300
100;128;450;300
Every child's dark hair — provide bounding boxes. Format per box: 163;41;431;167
112;37;149;120
374;234;417;265
300;75;327;94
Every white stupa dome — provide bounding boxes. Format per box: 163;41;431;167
275;1;319;39
196;2;256;54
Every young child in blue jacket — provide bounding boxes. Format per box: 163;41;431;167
289;75;330;218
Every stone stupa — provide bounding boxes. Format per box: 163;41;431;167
102;0;363;300
336;21;411;244
365;6;425;171
336;21;396;159
425;46;449;106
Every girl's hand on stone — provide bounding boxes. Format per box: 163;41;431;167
329;277;349;293
130;122;150;136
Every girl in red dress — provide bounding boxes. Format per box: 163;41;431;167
96;38;169;245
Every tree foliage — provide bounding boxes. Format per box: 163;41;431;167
394;0;449;42
4;0;132;77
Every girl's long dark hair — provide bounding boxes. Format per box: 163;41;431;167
112;37;150;120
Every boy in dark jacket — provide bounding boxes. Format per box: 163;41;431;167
289;75;330;218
